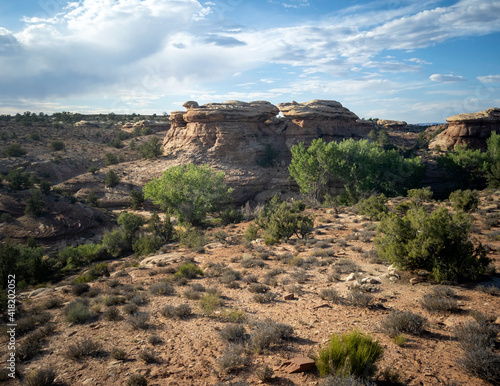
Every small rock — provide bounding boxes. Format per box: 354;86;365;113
410;277;424;285
277;357;316;374
283;293;295;300
418;270;430;277
345;273;356;281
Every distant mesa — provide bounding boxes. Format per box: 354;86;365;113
429;107;500;150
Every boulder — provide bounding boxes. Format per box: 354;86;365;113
277;357;316;374
429;107;500;150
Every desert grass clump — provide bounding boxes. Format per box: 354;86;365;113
321;374;373;386
16;312;52;336
470;310;496;325
253;292;277;303
476;284;500;296
123;303;139;315
149;282;175;296
66;338;102;360
257;364;274;382
391;334;406;347
380;310;427;337
160;304;192;319
65;299;93;324
346;290;373;308
315;330;383;379
454;321;500;382
248;283;270;293
71;282;90;296
104;294;126;306
250;319;293;353
139;348;159;364
126;374;148;386
420;293;459;313
148;334;163;345
42;297;63;309
24;367;57;386
320;288;343;304
104;306;121;321
219;324;246;343
199;293;222;315
129;292;149;306
128;312;150;330
111;347;128;360
216;344;248;373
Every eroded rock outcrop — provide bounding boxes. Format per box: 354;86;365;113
164;99;369;165
429;107;500;150
278;100;372;148
163;100;283;165
377;119;407;131
160;99;371;202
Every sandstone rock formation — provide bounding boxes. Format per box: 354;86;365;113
159;99;372;202
278;100;372;148
429;107;500;150
377;119;407;131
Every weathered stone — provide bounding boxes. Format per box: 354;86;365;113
283;293;295;300
377;119;407;130
429;107;500;150
345;273;357;281
277;357;316;374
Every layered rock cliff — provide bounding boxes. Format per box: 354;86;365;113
163;99;371;166
429;107;500;150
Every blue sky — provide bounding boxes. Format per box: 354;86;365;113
0;0;499;123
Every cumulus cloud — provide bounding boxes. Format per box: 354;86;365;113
0;0;499;112
478;75;500;83
430;74;467;83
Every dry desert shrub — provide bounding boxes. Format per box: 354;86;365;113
66;338;103;360
380;310;427;337
24;367;57;386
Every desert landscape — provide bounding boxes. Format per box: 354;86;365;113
0;100;499;386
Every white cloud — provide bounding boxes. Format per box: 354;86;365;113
478;75;500;83
0;0;499;115
430;74;467;83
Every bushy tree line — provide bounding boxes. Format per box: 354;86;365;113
437;131;500;192
289;138;424;204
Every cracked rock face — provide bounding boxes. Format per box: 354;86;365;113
429;107;500;150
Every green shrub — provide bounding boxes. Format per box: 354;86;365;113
144;164;233;225
130;190;144;209
449;189;480;212
86;190;99;207
175;262;204;279
177;226;206;252
133;235;162;256
105;169;120;187
7;168;32;190
49;141;65;151
105;152;119;166
3;143;26;157
24;188;45;216
243;223;260;242
65;300;92;324
29;133;41;141
375;207;490;283
128;312;150;330
407;186;433;201
255;195;314;245
59;243;105;268
289;138;424;202
315;330;383;378
356;194;387;220
199;293;221;315
138;136;163;159
148;212;173;242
